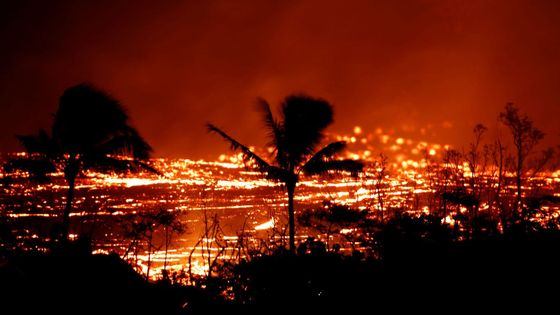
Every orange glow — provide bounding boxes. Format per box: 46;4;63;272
254;218;275;231
2;126;560;279
0;1;560;159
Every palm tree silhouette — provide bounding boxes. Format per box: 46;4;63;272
208;95;363;252
14;83;155;241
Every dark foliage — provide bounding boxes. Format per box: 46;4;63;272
208;95;363;251
441;189;479;208
299;201;369;232
225;227;560;313
0;249;234;315
7;83;155;241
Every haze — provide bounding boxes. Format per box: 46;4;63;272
1;0;559;159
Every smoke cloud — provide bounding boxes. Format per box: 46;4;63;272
1;0;559;158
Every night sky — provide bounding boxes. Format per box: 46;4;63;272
1;0;559;159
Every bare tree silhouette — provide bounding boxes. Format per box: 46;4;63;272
13;83;155;242
499;103;544;214
207;95;363;252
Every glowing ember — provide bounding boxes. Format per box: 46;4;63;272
1;126;559;279
254;218;275;231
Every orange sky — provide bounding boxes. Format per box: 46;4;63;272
1;0;559;158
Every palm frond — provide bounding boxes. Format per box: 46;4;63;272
94;126;152;160
257;98;287;166
4;157;57;182
264;165;293;183
16;129;59;158
300;141;350;175
207;123;271;172
16;135;40;153
299;141;347;172
257;98;282;142
302;159;363;177
134;160;162;175
281;95;334;165
82;155;131;173
121;126;153;159
53;83;131;153
82;155;159;175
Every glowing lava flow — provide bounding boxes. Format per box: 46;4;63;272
1;126;559;280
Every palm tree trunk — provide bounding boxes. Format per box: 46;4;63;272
62;156;79;241
62;174;76;241
516;157;522;214
377;183;384;223
147;231;152;280
287;181;296;253
164;227;169;271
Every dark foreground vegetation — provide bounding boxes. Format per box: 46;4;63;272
230;232;560;313
0;241;231;314
2;221;560;314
